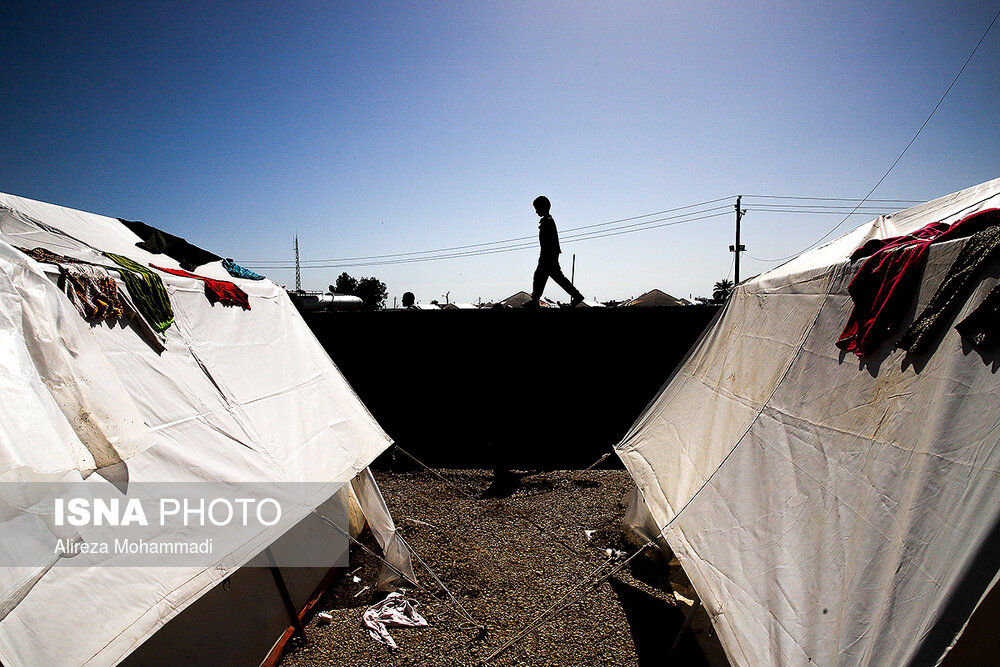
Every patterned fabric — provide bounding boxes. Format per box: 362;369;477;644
151;264;251;311
897;224;1000;355
60;264;124;321
16;246;167;352
104;253;175;332
15;246;88;266
222;258;265;281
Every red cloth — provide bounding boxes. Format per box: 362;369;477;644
836;208;1000;356
151;264;251;311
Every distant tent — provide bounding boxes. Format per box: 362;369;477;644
623;288;686;307
617;178;1000;665
501;291;533;307
500;291;556;308
0;193;412;666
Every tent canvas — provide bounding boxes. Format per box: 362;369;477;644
617;177;1000;666
0;192;409;666
624;288;686;307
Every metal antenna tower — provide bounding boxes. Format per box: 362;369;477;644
294;235;301;291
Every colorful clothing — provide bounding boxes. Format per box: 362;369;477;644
104;253;175;332
151;264;251;311
222;258;265;281
16;246;87;266
17;246;167;352
837;209;1000;357
60;264;124;321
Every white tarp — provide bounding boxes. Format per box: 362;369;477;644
0;193;399;666
617;177;1000;666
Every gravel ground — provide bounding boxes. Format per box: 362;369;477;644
279;468;709;666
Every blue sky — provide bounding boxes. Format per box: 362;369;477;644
3;1;998;305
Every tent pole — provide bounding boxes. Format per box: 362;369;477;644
671;596;702;652
266;548;308;641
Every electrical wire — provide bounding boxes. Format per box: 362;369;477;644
244;196;736;267
749;6;1000;265
743;195;923;204
245;208;732;270
243;7;1000;275
240;196;916;271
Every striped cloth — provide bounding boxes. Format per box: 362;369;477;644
104;253;175;332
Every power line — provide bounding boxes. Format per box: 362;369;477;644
250;210;732;269
244;195;900;270
746;207;904;214
743;195;923;204
239;190;946;272
245;196;736;266
242;193;919;270
752;6;1000;265
246;207;733;270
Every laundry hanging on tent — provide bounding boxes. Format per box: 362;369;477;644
118;217;221;271
151;264;251;310
836;208;1000;356
104;252;175;332
956;284;1000;350
15;246;169;352
62;265;167;354
897;222;1000;355
362;592;428;650
16;247;124;321
60;264;124;321
16;245;84;266
222;258;265;280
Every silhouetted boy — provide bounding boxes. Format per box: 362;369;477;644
525;196;584;308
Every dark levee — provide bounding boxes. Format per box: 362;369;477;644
303;306;720;470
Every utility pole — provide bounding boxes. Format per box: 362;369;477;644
729;196;746;285
294;235;301;291
571;253;576;284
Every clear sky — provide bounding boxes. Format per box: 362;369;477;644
3;1;998;305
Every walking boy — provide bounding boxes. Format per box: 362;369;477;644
525;195;584;308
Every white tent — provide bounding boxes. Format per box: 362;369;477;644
0;193;410;666
617;177;1000;666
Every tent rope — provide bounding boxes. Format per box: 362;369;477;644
479;541;655;664
568;451;613;483
393;445;590;560
398;534;485;633
394;445;480;501
310;508;484;632
480;424;756;667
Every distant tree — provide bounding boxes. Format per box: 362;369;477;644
355;276;388;310
712;278;734;304
332;272;358;295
